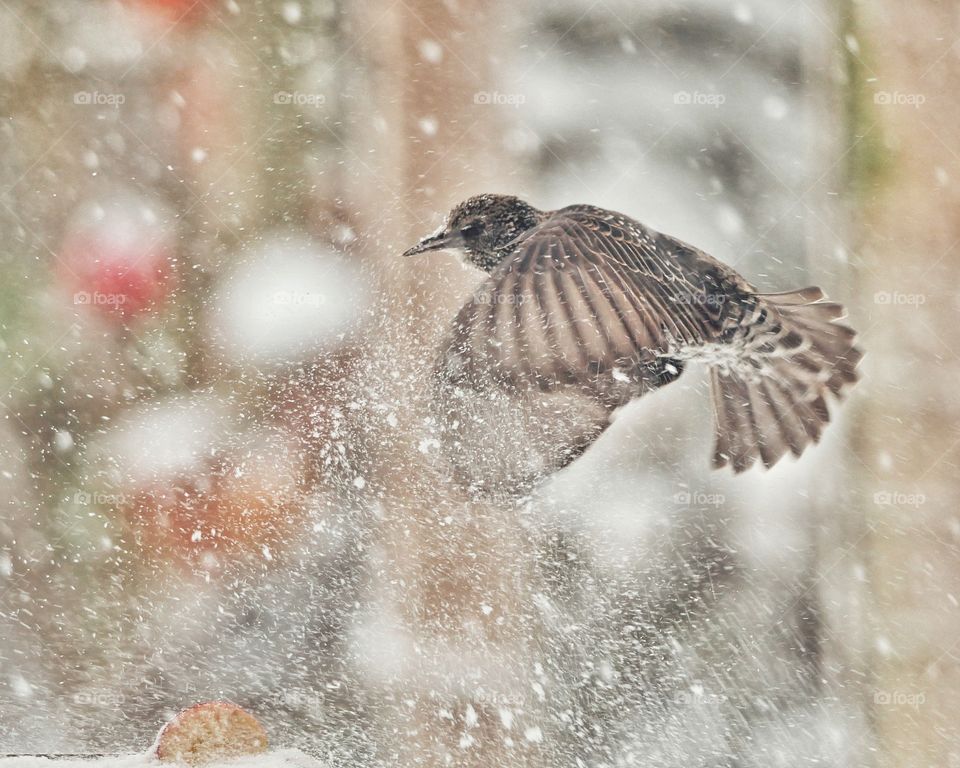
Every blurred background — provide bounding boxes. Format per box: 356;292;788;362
0;0;956;766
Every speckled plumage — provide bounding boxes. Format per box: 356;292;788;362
405;194;862;485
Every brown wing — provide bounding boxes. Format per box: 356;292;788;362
440;205;756;394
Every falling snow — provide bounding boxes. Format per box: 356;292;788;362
0;1;946;766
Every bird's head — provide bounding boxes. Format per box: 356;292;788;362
402;194;546;272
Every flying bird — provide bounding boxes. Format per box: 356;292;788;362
404;194;861;491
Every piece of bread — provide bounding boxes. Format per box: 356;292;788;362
154;701;268;765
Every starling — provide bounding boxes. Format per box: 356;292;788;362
404;194;862;487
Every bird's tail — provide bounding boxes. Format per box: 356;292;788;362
710;287;862;472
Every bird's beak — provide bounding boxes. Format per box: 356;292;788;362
402;230;462;257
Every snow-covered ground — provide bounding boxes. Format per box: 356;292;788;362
0;751;324;768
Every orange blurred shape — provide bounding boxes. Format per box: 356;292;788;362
124;435;306;566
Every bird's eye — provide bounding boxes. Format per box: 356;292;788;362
459;221;482;238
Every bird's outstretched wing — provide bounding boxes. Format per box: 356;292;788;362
440;204;754;397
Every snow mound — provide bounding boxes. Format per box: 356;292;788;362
0;749;324;768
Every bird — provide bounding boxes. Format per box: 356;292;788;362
404;194;862;491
